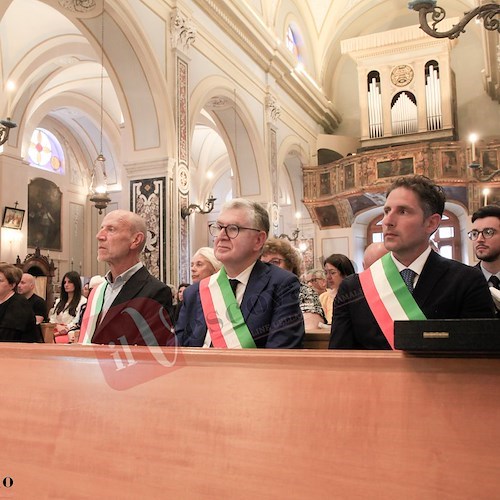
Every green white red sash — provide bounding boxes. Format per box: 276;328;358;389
199;268;256;348
359;253;426;349
79;281;107;344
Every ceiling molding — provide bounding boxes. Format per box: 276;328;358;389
193;0;341;132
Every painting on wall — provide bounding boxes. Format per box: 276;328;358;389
314;205;340;228
344;164;355;190
2;206;25;230
28;178;62;251
377;157;414;179
441;151;460;178
320;173;331;195
482;150;498;176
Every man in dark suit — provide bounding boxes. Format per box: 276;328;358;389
329;176;495;349
79;209;174;346
469;205;500;314
176;199;304;348
17;272;47;342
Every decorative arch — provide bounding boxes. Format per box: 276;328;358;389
189;77;270;201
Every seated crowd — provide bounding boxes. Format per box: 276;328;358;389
0;176;498;348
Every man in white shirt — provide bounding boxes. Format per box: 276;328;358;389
176;198;304;348
469;205;500;314
329;175;495;349
79;209;173;346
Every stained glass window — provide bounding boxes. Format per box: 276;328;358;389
28;128;64;174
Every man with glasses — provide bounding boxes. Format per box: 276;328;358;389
175;198;304;348
469;205;500;314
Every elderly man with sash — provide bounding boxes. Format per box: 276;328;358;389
79;209;174;346
329;176;495;350
176;198;304;348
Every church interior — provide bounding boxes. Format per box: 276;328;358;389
1;0;498;294
1;1;499;497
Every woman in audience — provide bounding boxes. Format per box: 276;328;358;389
261;238;326;330
0;264;38;342
49;271;86;343
319;254;355;324
190;247;222;283
173;282;190;324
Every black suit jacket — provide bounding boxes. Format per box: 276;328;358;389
329;251;496;349
176;260;305;348
91;266;174;346
475;262;500;317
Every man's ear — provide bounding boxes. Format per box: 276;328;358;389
130;232;145;250
426;213;442;235
255;231;268;251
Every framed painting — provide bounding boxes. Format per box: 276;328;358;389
320;172;331;196
482;150;498;176
28;178;62;250
344;164;355;190
377;157;414;179
441;151;460;178
2;206;25;229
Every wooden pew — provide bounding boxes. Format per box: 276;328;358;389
1;344;499;498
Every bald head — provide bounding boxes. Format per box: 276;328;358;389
97;209;148;277
18;273;36;298
363;242;389;269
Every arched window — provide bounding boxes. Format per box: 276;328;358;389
28;128;65;174
286;25;299;59
430;211;462;261
367;210;462;260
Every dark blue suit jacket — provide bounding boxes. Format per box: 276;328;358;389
175;260;305;348
329;251;496;349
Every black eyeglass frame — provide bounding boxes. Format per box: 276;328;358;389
209;222;263;239
467;228;497;241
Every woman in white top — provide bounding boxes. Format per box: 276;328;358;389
49;271;86;343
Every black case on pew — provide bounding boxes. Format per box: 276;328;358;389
394;318;500;352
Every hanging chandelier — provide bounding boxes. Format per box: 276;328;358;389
89;0;110;214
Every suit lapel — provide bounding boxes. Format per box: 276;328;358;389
412;251;449;308
241;260;271;320
95;267;149;332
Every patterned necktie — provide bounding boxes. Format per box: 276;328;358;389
229;279;239;297
488;276;500;290
400;268;417;294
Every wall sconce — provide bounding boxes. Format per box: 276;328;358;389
0;118;17;146
279;228;300;242
408;1;499;39
467;133;500;182
181;194;217;219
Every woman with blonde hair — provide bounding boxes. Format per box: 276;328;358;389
190;247;222;282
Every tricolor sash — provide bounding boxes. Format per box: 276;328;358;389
359;253;426;349
79;281;107;344
199;268;256;348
